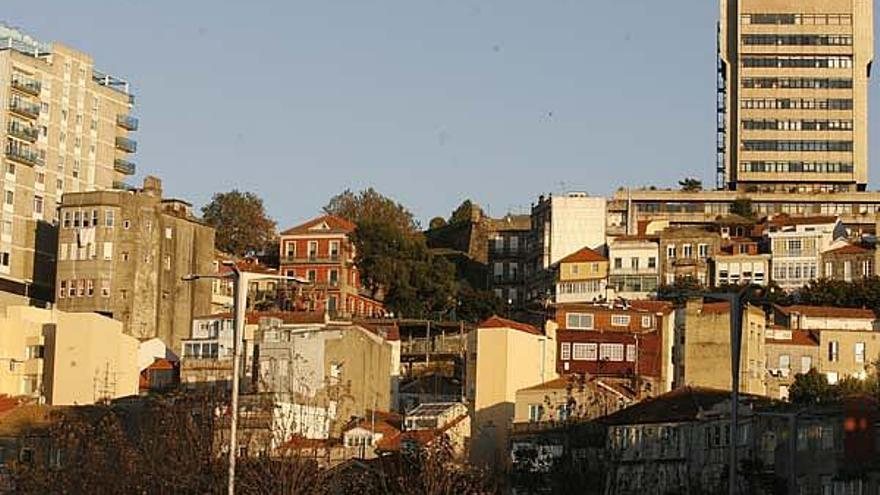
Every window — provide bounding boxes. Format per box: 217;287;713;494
566;313;593;329
572;343;591;360
59;280;66;299
103;242;112;260
647;257;656;269
698;244;708;258
666;246;676;259
611;315;630;327
560;342;571;360
682;244;693;258
828;341;839;363
307;269;317;282
599;343;625;362
330;240;340;259
4;190;13;207
625;344;636;362
285;242;296;258
801;356;813;374
630;257;639;270
614;258;622;269
855;342;866;364
308;241;318;259
91;209;98;226
123;220;131;230
86;280;94;296
68;280;76;297
329;269;339;286
164;255;171;270
165;227;173;239
63;211;71;229
105;210;114;227
528;404;543;422
779;354;790;370
641;316;653;328
101;280;110;297
0;250;9;270
76;280;84;297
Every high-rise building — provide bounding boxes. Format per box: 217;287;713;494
718;0;873;193
54;177;214;351
0;24;137;301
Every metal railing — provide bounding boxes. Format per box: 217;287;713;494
115;136;137;153
10;75;41;96
113;158;136;175
116;114;139;131
8;99;40;119
7;122;38;142
5;145;43;166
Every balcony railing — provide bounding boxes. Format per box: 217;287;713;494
115;136;137;153
10;75;41;96
281;254;343;264
113;158;136;175
112;180;132;190
5;145;43;167
116;114;139;131
7;122;39;143
8;99;40;119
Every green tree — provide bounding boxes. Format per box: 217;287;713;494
789;368;838;404
428;217;448;230
201;190;276;257
678;177;703;192
324;188;419;233
456;285;504;323
730;198;755;220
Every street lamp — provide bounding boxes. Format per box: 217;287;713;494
183;263;309;495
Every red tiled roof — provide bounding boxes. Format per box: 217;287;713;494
775;305;876;319
629;300;674;315
611;235;659;243
218;259;278;275
518;377;574;392
823;244;871;256
767;215;838;227
766;330;819;347
701;302;731;314
146;358;176;371
376;414;468;452
280;214;356;236
559;247;607;264
478;315;542;336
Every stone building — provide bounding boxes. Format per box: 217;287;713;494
487;214;530;307
676;299;767;395
658;227;721;286
54;176;215;350
820;243;875;281
0;25;138;303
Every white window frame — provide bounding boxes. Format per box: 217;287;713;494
566;313;594;330
611;315;630;327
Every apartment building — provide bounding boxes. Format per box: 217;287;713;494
718;0;873;193
607;236;659;300
0;305;139;405
767;215;846;290
54;177;215;350
676;299;767;395
712;237;770;286
526;193;606;304
552;301;675;397
820;243;875;280
658;227;721;286
466;316;556;467
487;215;530;307
552;246;608;304
278;214;383;317
0;25;138;302
764;326;820;399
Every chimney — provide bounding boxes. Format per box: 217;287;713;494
142;176;163;197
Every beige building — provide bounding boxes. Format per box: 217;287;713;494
658;227;721;286
764;326;820;399
815;328;880;384
513;375;632;425
676;300;766;395
718;0;873;193
0;305;138;405
607;236;659;300
767;216;846;290
553;246;608;303
54;177;214;351
466;316;556;468
0;25;137;302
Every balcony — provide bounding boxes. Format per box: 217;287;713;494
7;122;39;143
10;75;41;96
116;114;139;131
112;180;132;190
113;158;136;175
5;145;44;167
281;254;344;264
115;136;137;153
8;99;40;119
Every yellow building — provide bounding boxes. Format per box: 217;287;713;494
0;305;139;405
0;25;137;301
554;246;608;303
718;0;873;193
816;328;880;384
466;316;556;468
677;299;767;395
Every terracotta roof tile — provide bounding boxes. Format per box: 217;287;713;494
559;247;607;264
629;300;674;315
280;214;356;236
823;244;872;256
478;315;542;336
766;330;819;347
767;215;838;227
775;305;876;319
193;311;327;325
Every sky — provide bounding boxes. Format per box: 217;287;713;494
5;1;879;228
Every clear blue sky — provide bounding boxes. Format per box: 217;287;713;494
6;1;879;228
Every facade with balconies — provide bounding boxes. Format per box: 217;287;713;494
607;236;660;300
278;214;384;318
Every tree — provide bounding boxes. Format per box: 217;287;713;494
678;178;703;192
202;190;276;257
448;200;480;225
789;369;837;404
428;217;447;230
324;188;419;233
456;285;504;323
730;198;755;220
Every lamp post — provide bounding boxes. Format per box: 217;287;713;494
183;264;309;495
